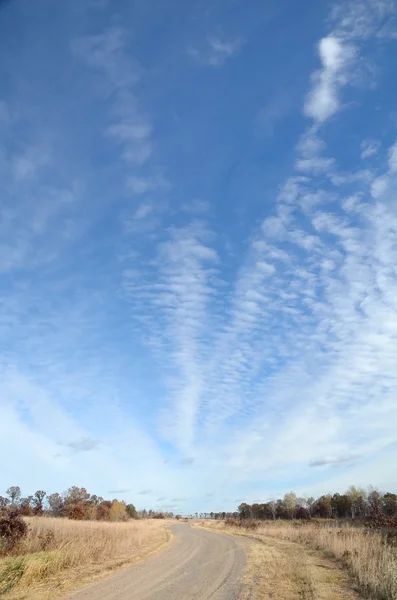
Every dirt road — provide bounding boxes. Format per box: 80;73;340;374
62;523;248;600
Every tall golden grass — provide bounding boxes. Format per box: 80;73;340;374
208;520;397;600
0;517;170;599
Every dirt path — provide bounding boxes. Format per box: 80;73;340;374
61;523;248;600
193;524;362;600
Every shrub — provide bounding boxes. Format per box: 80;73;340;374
68;504;86;520
242;520;260;530
224;517;259;530
96;502;111;521
0;511;28;552
97;501;112;521
365;507;397;529
295;506;311;520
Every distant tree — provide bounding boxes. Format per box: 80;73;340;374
297;497;314;518
126;503;137;519
258;503;273;520
367;487;382;515
47;493;64;517
32;490;46;515
89;495;102;506
383;493;397;517
110;500;127;521
295;505;310;519
19;496;34;516
6;486;21;507
346;486;366;519
0;497;10;513
276;499;288;519
175;514;182;520
283;492;297;519
238;503;251;519
331;493;351;518
315;495;332;518
64;486;90;505
268;499;277;520
306;497;316;517
63;487;90;519
97;501;112;521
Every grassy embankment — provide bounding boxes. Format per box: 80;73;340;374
0;517;170;600
200;519;397;600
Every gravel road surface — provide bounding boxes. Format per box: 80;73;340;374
62;524;248;600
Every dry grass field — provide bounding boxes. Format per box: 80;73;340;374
0;517;171;600
199;519;397;600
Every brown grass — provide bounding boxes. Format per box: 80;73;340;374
201;520;397;600
0;517;171;599
242;535;358;600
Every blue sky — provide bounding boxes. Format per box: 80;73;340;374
1;0;397;514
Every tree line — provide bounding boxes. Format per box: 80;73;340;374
211;486;397;522
3;484;397;524
188;486;397;522
0;486;175;521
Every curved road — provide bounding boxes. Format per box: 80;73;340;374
63;524;248;600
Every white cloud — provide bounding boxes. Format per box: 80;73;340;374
330;0;397;41
296;156;334;173
3;0;397;511
122;223;219;452
0;124;80;273
295;131;335;175
361;139;380;159
304;36;356;122
256;261;276;276
133;203;153;219
188;37;243;67
371;175;388;198
11;142;52;182
370;139;397;197
208;38;242;65
127;175;169;195
254;91;292;138
181;199;212;214
388;141;397;172
72;28;152;166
